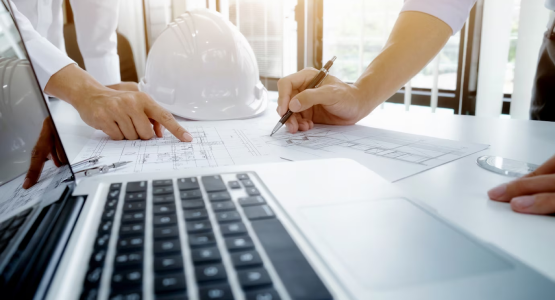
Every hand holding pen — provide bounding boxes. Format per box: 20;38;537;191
274;56;372;135
271;56;336;136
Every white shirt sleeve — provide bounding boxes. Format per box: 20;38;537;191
70;0;121;86
9;0;75;91
401;0;477;34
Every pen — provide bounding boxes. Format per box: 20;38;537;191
71;156;102;169
270;56;336;136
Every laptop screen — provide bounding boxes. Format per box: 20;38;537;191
0;1;72;222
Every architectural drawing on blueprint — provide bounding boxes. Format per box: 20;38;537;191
260;124;489;181
73;124;279;175
265;126;474;166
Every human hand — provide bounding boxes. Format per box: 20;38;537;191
488;154;555;215
74;87;193;141
276;68;375;134
45;64;192;142
23;117;68;189
107;81;139;92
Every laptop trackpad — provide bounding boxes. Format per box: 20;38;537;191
300;198;512;290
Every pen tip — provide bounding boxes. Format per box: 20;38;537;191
331;56;337;62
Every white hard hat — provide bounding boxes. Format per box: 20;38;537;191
139;9;268;121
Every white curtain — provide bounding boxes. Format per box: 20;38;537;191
476;0;550;119
118;0;147;79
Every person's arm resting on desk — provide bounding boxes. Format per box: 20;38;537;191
277;11;453;133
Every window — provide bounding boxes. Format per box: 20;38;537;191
227;0;297;79
323;0;460;91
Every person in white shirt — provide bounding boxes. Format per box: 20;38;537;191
276;0;555;216
9;0;193;143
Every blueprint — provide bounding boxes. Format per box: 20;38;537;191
72;120;488;182
258;123;489;181
72;122;292;176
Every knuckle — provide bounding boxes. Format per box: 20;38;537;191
161;111;174;123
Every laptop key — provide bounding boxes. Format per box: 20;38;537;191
154;204;176;215
199;284;233;300
153;179;173;187
109;290;142;300
220;222;247;236
123;202;146;212
180;190;203;200
189;233;216;248
155;273;187;293
102;208;116;221
107;189;121;200
191;247;221;265
237;268;272;289
121;211;146;224
120;223;145;237
153;215;178;227
230;251;262;269
243;205;275;220
178;177;200;190
208;191;231;202
154;255;184;272
126;181;147;193
236;174;249;180
112;269;143;286
183;209;208;221
98;221;113;234
105;198;118;209
125;192;146;202
225;236;254;251
84;266;103;287
154;239;181;256
245;289;280;300
182;200;205;210
154;226;179;240
81;287;100;300
110;183;122;190
245;188;260;196
250;218;333;300
153;186;174;195
238;196;266;207
154;194;176;204
228;181;241;189
215;211;241;223
117;236;144;251
212;201;235;212
195;264;227;282
95;233;110;249
114;252;143;269
240;180;254;188
201;175;226;192
89;249;107;267
186;220;212;233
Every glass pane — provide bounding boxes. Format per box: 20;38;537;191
323;0;460;90
504;1;521;94
228;0;297;78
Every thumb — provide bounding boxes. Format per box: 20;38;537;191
288;86;338;113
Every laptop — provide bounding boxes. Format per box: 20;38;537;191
1;2;554;299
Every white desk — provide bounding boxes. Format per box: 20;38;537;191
49;98;555;282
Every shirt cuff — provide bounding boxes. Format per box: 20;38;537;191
83;54;121;86
401;0;474;35
25;38;75;91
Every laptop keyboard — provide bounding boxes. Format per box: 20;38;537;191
0;208;33;255
80;173;333;300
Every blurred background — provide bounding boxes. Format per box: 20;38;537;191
58;0;549;119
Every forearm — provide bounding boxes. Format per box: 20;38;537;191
354;11;452;111
44;64;108;109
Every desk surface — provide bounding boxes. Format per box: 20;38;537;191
49;98;555;282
